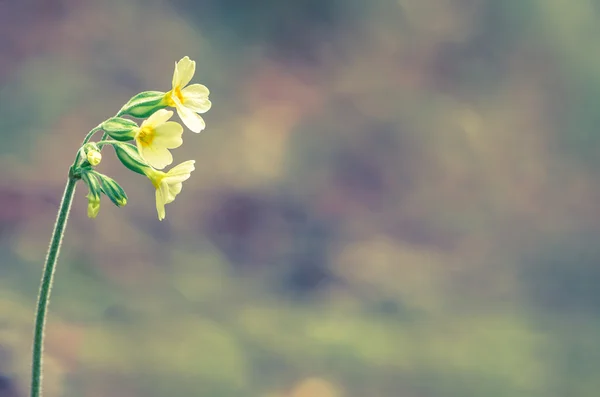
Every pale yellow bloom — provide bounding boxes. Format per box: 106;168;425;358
145;160;195;221
134;109;183;170
86;150;102;166
165;56;211;133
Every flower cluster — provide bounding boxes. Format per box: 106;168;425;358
72;56;211;220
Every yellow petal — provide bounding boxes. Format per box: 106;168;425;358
171;61;180;90
173;96;206;133
164;160;195;184
153;121;184;149
141;145;173;170
183;97;212;114
155;185;167;220
163;181;176;202
182;84;210;98
167;182;183;199
172;56;195;89
144;109;173;128
182;84;211;113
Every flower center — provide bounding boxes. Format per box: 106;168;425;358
151;176;164;189
166;86;185;106
137;125;155;147
145;169;165;189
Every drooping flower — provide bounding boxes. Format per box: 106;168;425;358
165;56;212;133
134;109;183;170
144;160;195;220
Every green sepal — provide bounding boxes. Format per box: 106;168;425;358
92;172;128;207
101;117;138;141
113;142;150;176
118;91;168;118
83;142;100;153
81;171;102;198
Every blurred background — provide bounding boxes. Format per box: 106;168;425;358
1;0;600;396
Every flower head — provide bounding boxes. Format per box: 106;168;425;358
165;56;211;133
134;109;183;169
144;160;195;220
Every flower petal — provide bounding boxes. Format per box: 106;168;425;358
164;160;195;183
184;97;212;114
173;95;206;133
182;84;210;98
140;145;173;170
155;185;167;220
166;182;182;203
168;160;195;175
144;109;173;128
163;181;176;202
171;61;179;90
153;121;184;149
173;56;195;88
182;84;211;113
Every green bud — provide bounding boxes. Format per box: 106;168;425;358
118;91;168;118
101;117;138;141
81;171;102;219
93;172;128;207
113;142;150;175
83;142;100;153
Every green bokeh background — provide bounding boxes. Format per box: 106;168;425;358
1;0;600;396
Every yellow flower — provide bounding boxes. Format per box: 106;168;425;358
145;160;195;221
165;56;212;133
134;109;183;170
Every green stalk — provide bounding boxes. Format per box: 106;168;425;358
31;176;78;397
81;125;102;145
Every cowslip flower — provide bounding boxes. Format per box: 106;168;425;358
134;109;183;169
165;56;212;133
144;160;195;220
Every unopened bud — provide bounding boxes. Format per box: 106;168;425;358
87;150;102;166
113;142;150;176
81;171;102;219
95;172;128;207
101;117;138;141
118;91;168;119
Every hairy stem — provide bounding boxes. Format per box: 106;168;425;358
31;177;78;397
81;125;102;145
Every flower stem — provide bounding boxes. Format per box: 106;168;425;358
31;176;78;397
81;125;102;145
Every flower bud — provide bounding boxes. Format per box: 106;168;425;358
113;142;151;176
118;91;168;119
101;117;138;141
86;150;102;166
94;172;128;207
83;142;100;153
81;171;102;219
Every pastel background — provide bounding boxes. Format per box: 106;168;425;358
1;1;600;396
